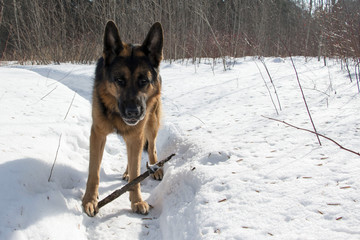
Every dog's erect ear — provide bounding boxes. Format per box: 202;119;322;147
103;21;123;65
141;22;163;68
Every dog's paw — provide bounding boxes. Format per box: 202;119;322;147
82;197;98;217
122;172;129;181
131;200;150;215
151;168;163;180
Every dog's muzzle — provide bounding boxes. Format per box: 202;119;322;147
120;104;146;126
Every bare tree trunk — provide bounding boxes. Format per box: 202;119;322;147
305;0;313;60
318;31;323;62
13;0;22;52
0;0;4;26
167;0;172;63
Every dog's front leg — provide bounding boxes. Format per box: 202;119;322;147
124;135;149;215
145;104;162;180
82;125;107;217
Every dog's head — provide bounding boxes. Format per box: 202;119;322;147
101;21;163;126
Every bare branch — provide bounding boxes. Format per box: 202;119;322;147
40;86;58;101
254;60;279;115
287;49;322;146
48;133;62;182
64;91;76;120
262;115;360;157
260;58;282;111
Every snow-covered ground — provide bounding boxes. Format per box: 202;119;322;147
0;57;359;239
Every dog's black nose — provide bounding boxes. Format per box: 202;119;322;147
125;106;140;118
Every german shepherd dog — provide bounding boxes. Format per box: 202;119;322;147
82;21;163;216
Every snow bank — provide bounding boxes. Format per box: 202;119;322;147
0;57;359;239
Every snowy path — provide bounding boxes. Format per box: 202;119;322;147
0;58;359;239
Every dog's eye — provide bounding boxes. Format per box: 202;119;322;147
115;77;126;87
138;78;150;88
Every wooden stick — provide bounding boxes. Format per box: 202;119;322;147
97;153;176;210
262;115;360;157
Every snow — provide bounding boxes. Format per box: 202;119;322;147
0;57;359;239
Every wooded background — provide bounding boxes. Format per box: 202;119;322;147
0;0;358;64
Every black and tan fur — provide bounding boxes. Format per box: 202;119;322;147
82;21;163;216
